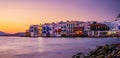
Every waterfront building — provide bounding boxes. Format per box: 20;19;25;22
26;16;120;37
45;21;86;37
65;21;78;36
73;27;84;36
25;30;30;37
42;23;57;37
96;14;120;37
84;21;97;31
38;24;43;36
101;22;114;30
28;25;42;37
87;23;110;37
84;21;98;36
52;21;67;37
107;14;120;36
54;23;62;37
112;14;120;30
62;21;74;36
73;21;85;36
42;22;67;37
53;21;86;37
42;23;51;37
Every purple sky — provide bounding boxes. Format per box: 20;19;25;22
0;0;120;33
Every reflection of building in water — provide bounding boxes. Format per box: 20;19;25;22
38;37;44;53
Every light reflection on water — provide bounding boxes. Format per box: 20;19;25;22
0;37;119;58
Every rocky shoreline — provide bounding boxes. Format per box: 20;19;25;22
73;43;120;58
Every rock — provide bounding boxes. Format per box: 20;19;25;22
97;54;104;58
73;44;120;58
107;54;112;58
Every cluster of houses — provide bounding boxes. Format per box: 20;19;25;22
25;15;120;37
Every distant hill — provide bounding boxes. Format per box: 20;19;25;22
0;31;9;36
14;32;25;36
0;31;25;36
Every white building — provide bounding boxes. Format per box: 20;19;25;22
112;19;120;30
103;14;120;36
42;23;55;37
29;25;42;37
101;22;114;30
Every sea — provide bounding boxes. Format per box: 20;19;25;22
0;37;119;58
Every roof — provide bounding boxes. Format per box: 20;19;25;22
89;24;108;27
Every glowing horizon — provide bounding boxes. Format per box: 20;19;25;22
0;0;120;34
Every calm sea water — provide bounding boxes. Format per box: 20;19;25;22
0;37;119;58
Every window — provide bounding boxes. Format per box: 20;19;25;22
118;26;120;30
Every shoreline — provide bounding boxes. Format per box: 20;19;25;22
21;36;120;38
0;36;120;38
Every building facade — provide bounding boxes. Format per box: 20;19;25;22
87;23;110;37
26;14;120;37
28;25;42;37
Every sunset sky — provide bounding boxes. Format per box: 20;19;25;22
0;0;120;34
